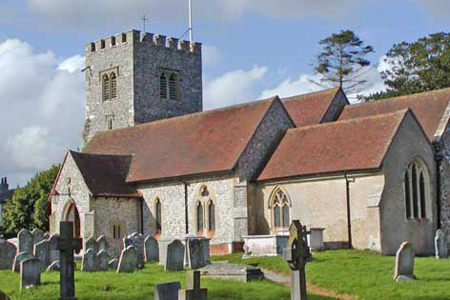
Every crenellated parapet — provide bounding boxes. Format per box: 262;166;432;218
85;29;201;55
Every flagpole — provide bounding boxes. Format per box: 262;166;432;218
189;0;194;43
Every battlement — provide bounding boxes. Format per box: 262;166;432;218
85;29;202;55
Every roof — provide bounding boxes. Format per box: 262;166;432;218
281;87;343;127
83;97;278;183
258;110;411;181
339;88;450;142
70;151;141;198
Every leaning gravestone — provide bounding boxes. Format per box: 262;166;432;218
187;239;208;269
179;270;208;300
81;249;97;272
34;239;50;271
20;258;41;290
124;233;145;269
97;235;109;254
18;229;33;254
13;252;34;273
48;234;60;265
394;242;416;282
97;250;109;271
435;229;448;259
165;239;185;271
117;246;137;273
31;229;45;246
47;261;60;272
0;240;16;270
144;236;159;262
154;282;181;300
85;237;98;254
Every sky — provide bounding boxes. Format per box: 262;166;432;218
1;0;450;187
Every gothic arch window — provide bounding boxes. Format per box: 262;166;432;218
102;74;110;101
208;200;215;232
159;69;180;100
155;198;162;235
270;188;291;229
404;159;429;220
101;68;119;101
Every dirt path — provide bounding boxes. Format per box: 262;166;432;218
262;269;360;300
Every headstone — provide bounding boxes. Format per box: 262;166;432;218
0;240;16;270
144;236;159;262
34;239;50;271
97;235;109;254
13;252;34;273
108;258;119;270
283;220;311;300
165;239;185;271
81;249;97;272
85;237;98;254
56;221;83;300
154;282;181;300
187;239;208;269
435;229;448;259
179;270;208;300
117;246;137;273
47;261;60;272
18;229;33;254
124;233;145;269
31;229;45;246
394;242;416;282
0;290;11;300
97;250;109;271
20;258;41;290
48;234;60;265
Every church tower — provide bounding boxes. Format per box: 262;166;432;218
83;29;203;144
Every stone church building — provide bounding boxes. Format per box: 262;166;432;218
49;29;450;256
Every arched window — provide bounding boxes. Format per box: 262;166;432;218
110;72;117;99
169;73;177;100
155;198;162;234
208;201;215;232
404;159;429;220
102;74;110;101
270;188;291;229
160;73;168;99
197;202;204;233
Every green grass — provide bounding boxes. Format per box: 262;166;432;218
213;250;450;300
0;262;335;300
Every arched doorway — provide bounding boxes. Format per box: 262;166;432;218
64;202;81;238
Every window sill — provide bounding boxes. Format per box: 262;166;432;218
405;218;429;223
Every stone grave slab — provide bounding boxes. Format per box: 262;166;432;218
165;239;185;271
48;234;60;265
47;261;60;272
97;235;109;254
97;250;109;271
394;242;416;282
85;237;98;254
144;236;159;262
109;258;119;270
435;229;448;259
117;246;137;273
13;252;34;273
20;258;41;290
81;248;97;272
31;229;45;246
34;239;50;272
18;229;33;254
154;282;181;300
199;262;264;282
187;239;208;269
0;240;16;270
124;233;145;269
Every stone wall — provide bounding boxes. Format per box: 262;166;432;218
322;88;349;122
439;125;450;236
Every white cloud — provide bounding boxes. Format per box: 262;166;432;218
0;39;84;186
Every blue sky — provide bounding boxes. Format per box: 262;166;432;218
1;0;450;186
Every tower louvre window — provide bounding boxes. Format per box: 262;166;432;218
102;74;110;101
159;69;180;100
111;72;117;99
101;68;119;101
169;74;177;100
160;73;168;99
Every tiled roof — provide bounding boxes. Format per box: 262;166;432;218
70;151;141;198
258;110;410;181
281;87;342;127
339;88;450;142
83;97;278;183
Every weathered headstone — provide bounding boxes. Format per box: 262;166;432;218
435;229;448;259
154;282;181;300
97;250;109;271
144;236;159;262
81;249;97;272
394;242;416;282
0;240;16;270
179;270;208;300
283;220;311;300
187;239;208;269
13;252;34;273
34;239;50;271
97;235;109;254
48;234;60;265
20;258;41;290
124;233;145;269
108;258;119;270
57;221;83;300
117;246;137;273
85;237;98;254
47;261;60;272
18;229;33;254
165;239;185;271
31;229;45;246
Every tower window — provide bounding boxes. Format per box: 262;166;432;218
404;159;429;220
169;74;178;100
111;72;117;99
160;73;168;99
102;74;110;101
159;69;180;101
101;68;119;101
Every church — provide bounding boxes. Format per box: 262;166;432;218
49;29;450;257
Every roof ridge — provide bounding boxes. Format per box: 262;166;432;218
281;86;340;101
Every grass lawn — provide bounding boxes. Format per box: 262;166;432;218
0;262;336;300
212;250;450;300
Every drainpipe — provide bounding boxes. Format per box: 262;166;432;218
435;148;443;230
178;179;189;234
140;198;144;235
344;172;353;249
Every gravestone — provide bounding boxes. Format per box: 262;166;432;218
57;221;83;300
97;250;109;271
18;229;33;254
124;233;145;269
20;258;41;290
165;239;185;271
394;242;416;282
108;258;119;270
117;246;137;273
0;240;16;270
187;239;208;269
144;236;159;262
85;237;98;254
34;239;50;271
97;235;109;254
283;220;311;300
179;270;208;300
154;282;181;300
435;229;448;259
81;249;97;272
48;234;60;265
13;252;34;272
31;229;45;246
47;261;60;272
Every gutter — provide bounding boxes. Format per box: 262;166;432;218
178;179;189;234
344;172;353;249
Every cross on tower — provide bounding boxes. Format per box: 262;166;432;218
141;15;149;32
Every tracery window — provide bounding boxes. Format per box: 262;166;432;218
404;159;429;220
271;188;291;228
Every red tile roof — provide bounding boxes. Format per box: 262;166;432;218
281;87;343;127
258;110;411;181
70;151;141;198
339;88;450;142
83;97;278;183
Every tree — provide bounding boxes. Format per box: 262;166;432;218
313;30;375;94
365;32;450;101
1;165;59;236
